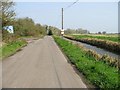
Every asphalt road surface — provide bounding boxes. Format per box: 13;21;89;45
2;36;87;88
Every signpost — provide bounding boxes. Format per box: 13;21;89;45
3;26;14;33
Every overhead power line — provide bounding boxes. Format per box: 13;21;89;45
64;0;79;10
54;0;79;35
60;0;79;31
54;14;61;27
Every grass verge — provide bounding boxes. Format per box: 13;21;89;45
53;36;119;89
0;39;27;59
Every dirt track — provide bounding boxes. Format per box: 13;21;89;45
2;36;87;88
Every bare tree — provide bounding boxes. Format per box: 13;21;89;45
1;0;15;26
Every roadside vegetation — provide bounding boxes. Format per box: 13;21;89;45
48;26;61;36
1;39;27;59
1;0;47;59
54;36;119;88
76;43;119;68
64;35;120;54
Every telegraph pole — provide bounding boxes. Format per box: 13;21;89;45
62;8;63;30
61;8;64;36
60;1;78;36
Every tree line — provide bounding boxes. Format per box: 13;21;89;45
1;0;47;43
13;17;46;37
64;28;90;35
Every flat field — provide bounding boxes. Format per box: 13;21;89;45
72;34;119;42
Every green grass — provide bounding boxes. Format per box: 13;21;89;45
0;40;27;59
72;34;119;42
64;35;120;54
54;36;119;88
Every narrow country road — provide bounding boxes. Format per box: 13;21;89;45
2;36;87;88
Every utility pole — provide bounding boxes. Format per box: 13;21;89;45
61;8;64;36
62;8;63;30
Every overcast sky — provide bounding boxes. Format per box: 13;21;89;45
14;0;118;33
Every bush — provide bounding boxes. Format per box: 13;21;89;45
2;30;19;43
13;17;46;37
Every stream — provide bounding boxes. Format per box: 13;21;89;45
63;37;119;59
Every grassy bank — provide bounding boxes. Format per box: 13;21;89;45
54;36;119;88
1;39;27;59
72;34;119;42
64;35;120;54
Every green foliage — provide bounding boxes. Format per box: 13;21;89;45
2;1;46;42
2;30;19;43
48;30;53;35
49;26;61;36
1;0;17;42
1;39;27;59
3;17;46;42
53;36;119;88
14;17;46;37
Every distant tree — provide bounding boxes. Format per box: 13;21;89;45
65;28;89;35
98;32;101;34
102;31;106;34
88;31;90;34
48;29;53;35
48;26;60;35
64;29;72;34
